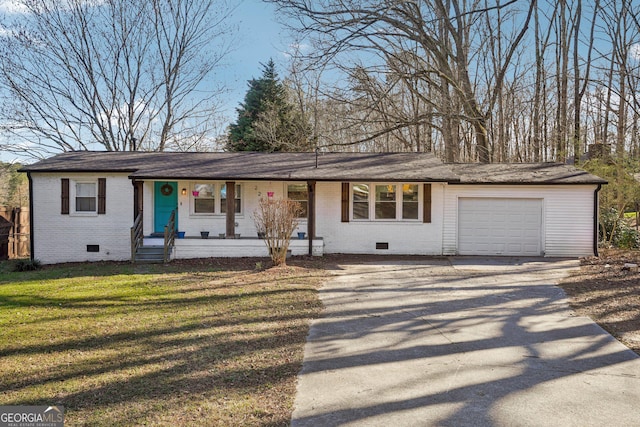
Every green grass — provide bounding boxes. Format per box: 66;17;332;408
0;259;325;426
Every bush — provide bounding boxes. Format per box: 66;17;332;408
599;207;640;249
616;226;640;249
13;258;42;272
253;198;303;266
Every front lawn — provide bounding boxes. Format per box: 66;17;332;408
0;259;325;426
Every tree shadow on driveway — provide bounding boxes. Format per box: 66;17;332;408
292;259;640;427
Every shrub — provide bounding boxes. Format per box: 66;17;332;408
616;225;640;249
13;258;42;272
253;198;303;266
599;207;640;249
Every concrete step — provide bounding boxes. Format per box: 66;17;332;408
135;245;171;263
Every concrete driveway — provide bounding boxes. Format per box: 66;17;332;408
291;258;640;427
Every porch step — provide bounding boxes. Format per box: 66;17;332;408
135;245;171;263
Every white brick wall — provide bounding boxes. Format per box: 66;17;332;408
315;182;446;255
170;237;323;259
31;173;133;264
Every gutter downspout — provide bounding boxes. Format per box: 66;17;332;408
27;172;34;261
594;184;602;257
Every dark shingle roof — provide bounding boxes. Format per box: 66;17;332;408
20;151;607;184
449;162;607;185
20;151;458;182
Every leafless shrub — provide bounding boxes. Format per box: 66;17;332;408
253;198;302;266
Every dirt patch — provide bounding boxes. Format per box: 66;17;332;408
559;249;640;355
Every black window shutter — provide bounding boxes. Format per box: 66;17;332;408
98;178;106;214
341;182;349;222
423;184;432;223
61;178;69;215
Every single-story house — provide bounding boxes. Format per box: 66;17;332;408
20;151;606;264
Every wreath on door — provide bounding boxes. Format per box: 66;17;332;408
160;183;173;196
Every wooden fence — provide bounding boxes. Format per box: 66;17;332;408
0;206;30;260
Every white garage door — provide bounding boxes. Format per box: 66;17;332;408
458;198;542;256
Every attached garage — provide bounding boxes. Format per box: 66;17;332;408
458;198;542;256
443;163;607;258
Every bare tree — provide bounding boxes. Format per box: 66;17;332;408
0;0;234;158
270;0;535;162
253;197;302;267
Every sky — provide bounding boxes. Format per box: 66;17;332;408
219;0;289;119
0;0;289;164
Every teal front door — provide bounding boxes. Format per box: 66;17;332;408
154;182;178;233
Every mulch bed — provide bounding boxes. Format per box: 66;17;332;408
559;249;640;355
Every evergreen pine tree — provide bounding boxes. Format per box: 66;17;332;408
226;59;312;152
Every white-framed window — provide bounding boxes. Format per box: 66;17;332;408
62;178;105;215
75;182;97;212
287;183;308;217
192;183;215;214
375;184;396;219
402;184;419;220
352;182;421;221
189;182;242;215
220;184;242;214
352;183;369;220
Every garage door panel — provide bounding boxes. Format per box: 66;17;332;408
493;243;507;252
524;243;540;252
524;229;539;238
494;229;507;238
507;243;523;252
458;198;542;256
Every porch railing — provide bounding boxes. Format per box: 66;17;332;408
130;211;143;263
163;210;176;263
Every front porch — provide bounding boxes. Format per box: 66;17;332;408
143;235;324;260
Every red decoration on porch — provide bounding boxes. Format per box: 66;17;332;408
267;191;274;198
192;191;199;197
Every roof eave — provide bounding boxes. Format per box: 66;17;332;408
450;180;608;185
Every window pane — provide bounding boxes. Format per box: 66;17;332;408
402;184;419;219
194;198;214;213
76;197;96;212
375;202;396;219
353;184;369;201
221;184;241;213
193;183;214;213
76;183;96;212
194;183;214;198
352;184;369;219
375;185;396;219
403;202;419;219
288;184;308;217
76;183;96;197
297;201;308;217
